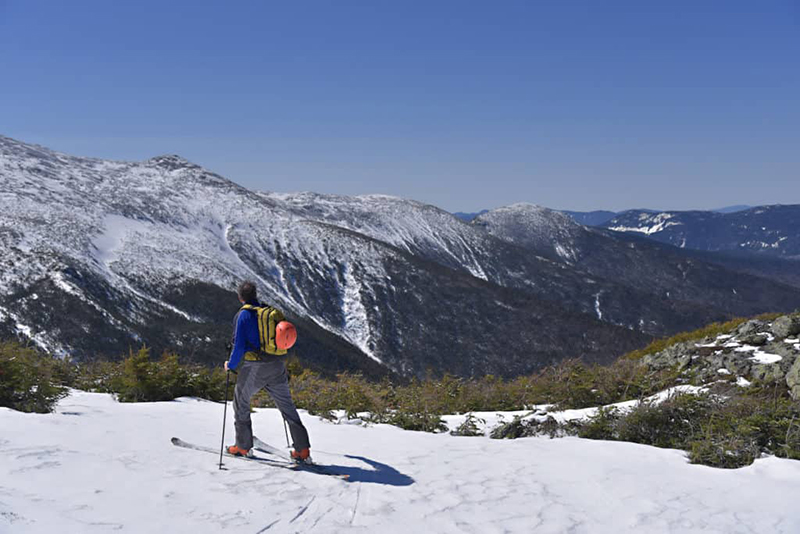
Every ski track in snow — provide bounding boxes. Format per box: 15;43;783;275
3;391;800;533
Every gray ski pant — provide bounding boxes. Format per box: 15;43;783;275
233;359;310;452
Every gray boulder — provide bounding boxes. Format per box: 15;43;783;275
722;355;752;377
740;333;769;346
642;343;693;369
738;320;765;336
752;363;784;383
772;347;800;372
772;315;800;339
786;357;800;400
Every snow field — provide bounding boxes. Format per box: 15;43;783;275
3;391;800;533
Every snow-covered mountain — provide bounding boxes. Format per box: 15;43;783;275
0;136;654;376
473;203;800;325
561;205;753;227
2;135;800;377
475;204;585;263
602;206;800;259
269;197;800;337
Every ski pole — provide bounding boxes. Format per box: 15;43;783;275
219;370;231;470
282;415;291;449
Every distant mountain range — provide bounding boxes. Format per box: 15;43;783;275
560;210;620;226
1;134;798;379
713;205;753;214
458;206;753;226
602;207;800;260
453;210;489;221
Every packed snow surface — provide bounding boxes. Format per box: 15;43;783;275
3;391;800;533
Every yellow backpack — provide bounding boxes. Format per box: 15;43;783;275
240;304;289;357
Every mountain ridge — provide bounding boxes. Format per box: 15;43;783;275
602;206;800;259
2;134;799;378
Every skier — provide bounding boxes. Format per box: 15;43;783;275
224;280;311;464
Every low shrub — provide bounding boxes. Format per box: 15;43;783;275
527;358;684;410
0;341;68;413
88;346;229;403
382;411;448;433
490;413;562;439
566;386;800;469
688;436;760;469
450;413;486;437
616;393;712;449
576;407;620;440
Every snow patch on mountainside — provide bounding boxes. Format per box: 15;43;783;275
342;263;379;363
5;306;61;355
608;213;683;235
594;292;603;320
261;191;495;282
733;344;784;364
92;214;153;266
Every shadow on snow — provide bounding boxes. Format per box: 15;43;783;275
324;455;414;486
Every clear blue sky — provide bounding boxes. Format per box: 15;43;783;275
1;0;798;212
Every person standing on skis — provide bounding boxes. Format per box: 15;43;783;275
224;280;311;464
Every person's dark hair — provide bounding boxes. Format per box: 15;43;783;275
237;280;257;303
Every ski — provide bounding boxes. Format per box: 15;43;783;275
171;437;299;471
252;436;288;457
252;436;350;480
171;438;349;479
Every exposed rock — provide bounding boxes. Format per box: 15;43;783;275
786;358;800;401
722;355;752;377
740;333;769;346
773;347;800;372
639;322;800;394
752;363;784;383
772;315;800;339
642;343;694;369
737;320;765;336
696;346;719;356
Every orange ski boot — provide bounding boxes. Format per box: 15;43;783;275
226;445;253;458
291;448;312;465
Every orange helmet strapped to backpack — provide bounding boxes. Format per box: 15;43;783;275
275;321;297;350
